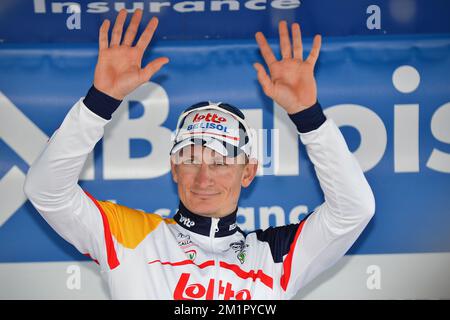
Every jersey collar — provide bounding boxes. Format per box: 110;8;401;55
174;201;238;237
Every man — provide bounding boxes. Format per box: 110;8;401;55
24;9;375;299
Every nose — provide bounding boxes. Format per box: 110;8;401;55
194;162;214;188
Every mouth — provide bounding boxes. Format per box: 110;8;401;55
191;190;220;198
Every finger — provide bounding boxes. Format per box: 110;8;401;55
306;34;322;66
122;9;143;46
99;19;110;52
110;9;127;47
292;23;303;60
255;31;277;67
278;20;292;59
253;62;274;98
139;57;170;83
136;16;159;52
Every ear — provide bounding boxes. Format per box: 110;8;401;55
170;157;178;183
241;160;258;188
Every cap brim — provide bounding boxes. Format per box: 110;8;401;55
170;136;245;158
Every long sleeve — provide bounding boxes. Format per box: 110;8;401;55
279;102;376;298
23;87;123;271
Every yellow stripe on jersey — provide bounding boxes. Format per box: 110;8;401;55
96;201;175;249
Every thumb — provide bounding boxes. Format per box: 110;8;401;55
139;57;170;83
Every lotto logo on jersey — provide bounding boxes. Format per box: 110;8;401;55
173;273;251;300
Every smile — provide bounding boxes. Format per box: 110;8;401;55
191;191;220;197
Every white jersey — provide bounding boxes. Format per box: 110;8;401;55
24;87;375;299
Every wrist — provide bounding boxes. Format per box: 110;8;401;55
288;101;326;133
83;85;123;120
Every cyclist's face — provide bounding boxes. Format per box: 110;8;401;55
171;145;257;218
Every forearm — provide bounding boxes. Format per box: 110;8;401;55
23;87;121;209
289;102;375;229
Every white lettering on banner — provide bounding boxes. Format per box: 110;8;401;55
395;104;419;172
289;205;309;223
173;1;205;13
273;102;299;176
51;2;79;13
427;102;450;173
33;0;301;13
259;206;285;230
324;104;387;172
0;92;94;227
271;0;300;10
2;66;450;225
33;0;46;13
149;2;172;13
392;65;421;93
103;82;173;180
0;167;27;227
236;207;256;230
256;205;313;229
212;0;240;11
87;2;110;13
241;108;264;176
245;0;271;11
113;2;145;12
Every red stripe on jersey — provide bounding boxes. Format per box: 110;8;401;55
280;219;307;291
84;191;120;270
149;259;273;289
148;259;215;269
219;261;273;289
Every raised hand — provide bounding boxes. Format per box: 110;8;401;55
94;9;169;100
253;21;322;114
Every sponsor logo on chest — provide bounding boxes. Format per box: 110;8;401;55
174;273;251;300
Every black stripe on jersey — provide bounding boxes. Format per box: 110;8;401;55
252;211;314;263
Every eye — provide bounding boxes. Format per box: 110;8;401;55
212;159;227;166
182;158;201;165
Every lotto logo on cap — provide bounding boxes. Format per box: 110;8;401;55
170;102;257;159
182;110;240;146
192;112;227;123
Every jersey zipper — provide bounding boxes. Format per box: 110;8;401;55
210;217;219;299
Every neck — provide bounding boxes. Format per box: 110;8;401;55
174;201;238;237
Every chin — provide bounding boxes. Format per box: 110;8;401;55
187;199;221;216
190;201;219;215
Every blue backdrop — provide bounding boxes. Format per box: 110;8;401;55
0;0;449;265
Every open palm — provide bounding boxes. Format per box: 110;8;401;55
94;9;169;100
254;21;321;114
